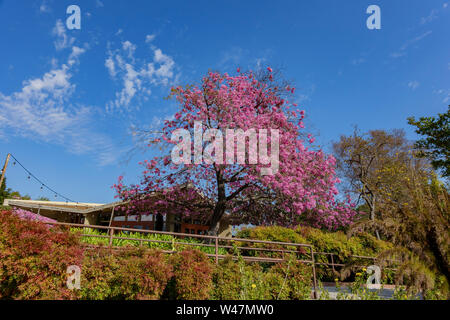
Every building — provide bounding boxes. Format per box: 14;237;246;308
3;198;232;237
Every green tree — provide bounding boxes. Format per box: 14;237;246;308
36;196;50;201
332;128;416;238
0;177;12;205
9;191;31;200
407;106;450;177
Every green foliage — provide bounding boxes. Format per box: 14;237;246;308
0;177;12;205
71;227;227;255
79;248;173;300
268;256;312;300
235;226;310;262
237;226;307;244
35;197;50;201
408;106;450;177
212;257;242;300
166;250;213;300
236;225;393;282
212;251;312;300
0;210;83;299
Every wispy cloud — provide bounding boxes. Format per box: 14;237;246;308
420;3;448;24
52;19;75;50
390;31;432;58
408;81;420;90
39;1;50;13
219;46;246;67
145;34;156;43
351;57;366;66
420;9;438;24
0;28;121;166
105;38;177;113
434;89;450;104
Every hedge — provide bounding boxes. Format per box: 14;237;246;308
0;210;312;300
236;225;394;282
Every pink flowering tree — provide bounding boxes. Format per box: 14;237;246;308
114;68;358;234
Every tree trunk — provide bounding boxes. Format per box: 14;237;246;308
209;203;225;236
209;168;226;236
367;194;381;240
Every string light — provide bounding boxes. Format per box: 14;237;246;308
9;154;76;203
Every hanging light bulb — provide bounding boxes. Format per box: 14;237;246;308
13;161;16;166
27;175;30;179
40;185;43;190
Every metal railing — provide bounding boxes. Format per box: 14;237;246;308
43;221;393;299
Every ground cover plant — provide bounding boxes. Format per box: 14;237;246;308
70;227;228;255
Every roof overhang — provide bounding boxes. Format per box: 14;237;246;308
2;199;126;215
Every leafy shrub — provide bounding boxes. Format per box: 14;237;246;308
71;227;227;255
269;258;312;300
79;248;173;300
212;257;242;300
235;226;310;261
166;250;213;300
0;211;84;299
297;226;393;282
78;248;121;300
237;225;394;282
212;254;312;300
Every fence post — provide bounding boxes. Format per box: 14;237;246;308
215;237;219;264
331;253;336;274
311;247;318;299
109;228;114;247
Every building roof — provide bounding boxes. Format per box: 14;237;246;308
2;198;125;215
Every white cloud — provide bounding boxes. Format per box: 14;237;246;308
390;31;432;58
122;40;136;58
219;47;245;67
39;1;50;13
105;38;177;112
408;81;420;90
105;57;116;77
0;53;80;140
96;0;104;8
52;19;75;50
434;89;450;103
255;57;267;69
0;45;120;166
145;34;156;43
68;46;86;66
420;9;438;24
351;57;366;65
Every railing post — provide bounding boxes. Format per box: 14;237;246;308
109;228;114;247
215;237;219;264
311;247;318;299
331;253;336;274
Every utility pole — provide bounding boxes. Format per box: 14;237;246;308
0;153;11;189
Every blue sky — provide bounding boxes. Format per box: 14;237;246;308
0;0;449;203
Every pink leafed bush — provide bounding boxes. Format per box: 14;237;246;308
11;207;57;224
